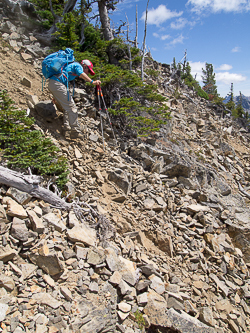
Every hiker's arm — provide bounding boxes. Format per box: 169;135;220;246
79;73;101;86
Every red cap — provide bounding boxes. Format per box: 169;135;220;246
81;59;95;75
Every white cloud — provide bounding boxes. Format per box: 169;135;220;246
171;18;188;29
171;34;185;45
231;46;241;52
216;72;247;84
187;0;250;13
161;34;171;40
153;32;170;40
189;61;206;81
189;61;246;85
217;64;233;70
153;33;160;38
141;5;183;26
165;34;185;48
171;17;197;30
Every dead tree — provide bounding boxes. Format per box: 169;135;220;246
134;5;138;48
126;14;132;71
0;166;115;240
141;0;149;81
0;166;71;210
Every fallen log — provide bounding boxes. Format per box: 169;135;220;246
0;166;71;210
0;166;115;241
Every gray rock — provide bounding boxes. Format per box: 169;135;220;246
0;303;8;321
199;307;215;327
2;197;27;219
43;212;66;232
167;296;184;311
34;101;57;121
162;158;192;178
27;209;45;233
60;286;73;301
29;251;64;276
87;248;106;266
140;264;160;277
0;274;15;291
67;226;96;246
0;245;17;263
89;281;99;293
166;308;216;333
19;263;37;279
209;273;230;297
148;275;165;294
32;292;62;309
21;76;31;88
119;279;135;296
7;187;31;205
105;247;122;272
137;292;148;306
11;217;29;241
108;169;132;195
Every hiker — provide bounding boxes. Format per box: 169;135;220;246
48;59;101;139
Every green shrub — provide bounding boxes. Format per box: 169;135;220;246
133;310;146;330
145;68;160;79
108;96;170;137
54;12;80;49
0;90;69;189
30;0;64;29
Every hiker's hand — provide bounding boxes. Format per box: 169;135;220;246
93;80;101;86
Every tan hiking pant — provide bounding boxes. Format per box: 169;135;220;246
48;79;80;130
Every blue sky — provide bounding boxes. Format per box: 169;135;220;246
109;0;250;97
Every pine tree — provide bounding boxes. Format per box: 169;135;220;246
235;91;245;118
181;61;192;81
226;83;236;113
201;63;218;99
54;12;80;49
172;57;177;70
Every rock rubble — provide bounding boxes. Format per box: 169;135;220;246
1;4;250;332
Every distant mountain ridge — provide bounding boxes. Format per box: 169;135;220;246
223;94;250;114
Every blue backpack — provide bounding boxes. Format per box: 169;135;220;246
42;48;77;99
42;48;75;79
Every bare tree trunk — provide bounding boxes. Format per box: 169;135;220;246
98;0;114;41
141;0;149;81
126;14;132;71
97;0;118;64
63;0;78;14
134;5;138;48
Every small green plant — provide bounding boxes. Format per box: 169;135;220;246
170;138;179;145
145;68;160;79
173;87;180;99
133;310;146;330
0;90;69;189
0;37;10;49
194;150;205;161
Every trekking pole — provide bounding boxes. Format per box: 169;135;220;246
97;85;105;150
99;86;118;147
